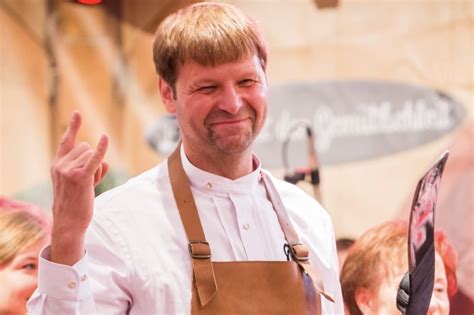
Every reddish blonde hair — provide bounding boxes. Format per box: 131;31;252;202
434;230;458;297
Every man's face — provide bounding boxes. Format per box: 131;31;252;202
161;54;268;158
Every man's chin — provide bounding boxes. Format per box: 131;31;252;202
213;136;253;155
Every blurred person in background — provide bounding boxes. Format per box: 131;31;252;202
336;237;355;315
336;237;355;273
0;197;50;315
340;220;457;315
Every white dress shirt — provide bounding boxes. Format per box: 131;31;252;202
28;147;344;314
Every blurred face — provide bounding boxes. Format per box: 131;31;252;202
160;54;268;159
427;253;450;315
0;240;46;315
337;248;350;273
362;252;449;315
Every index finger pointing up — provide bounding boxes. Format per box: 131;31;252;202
56;111;82;158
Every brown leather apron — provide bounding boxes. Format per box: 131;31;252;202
168;148;334;315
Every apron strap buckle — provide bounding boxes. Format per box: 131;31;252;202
189;241;212;259
290;242;310;262
188;240;218;306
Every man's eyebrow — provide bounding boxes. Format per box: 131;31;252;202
186;81;218;91
238;69;259;77
192;79;217;85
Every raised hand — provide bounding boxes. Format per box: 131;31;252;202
50;112;109;265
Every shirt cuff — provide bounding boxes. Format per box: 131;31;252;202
38;245;92;301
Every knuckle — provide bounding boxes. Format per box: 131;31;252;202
89;153;98;162
61;168;73;179
55;165;78;179
66;168;79;178
58;135;69;146
63;169;86;183
51;161;62;174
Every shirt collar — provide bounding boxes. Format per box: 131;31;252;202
179;144;262;195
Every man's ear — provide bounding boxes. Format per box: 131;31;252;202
158;78;176;113
354;287;375;315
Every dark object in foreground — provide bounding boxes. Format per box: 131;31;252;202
397;151;449;315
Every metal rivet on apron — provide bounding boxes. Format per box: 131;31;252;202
243;223;250;230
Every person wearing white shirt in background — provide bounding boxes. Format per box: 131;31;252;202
28;2;344;314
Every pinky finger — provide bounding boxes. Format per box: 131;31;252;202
84;135;109;175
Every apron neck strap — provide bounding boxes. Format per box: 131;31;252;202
168;145;207;244
168;145;218;306
260;171;302;246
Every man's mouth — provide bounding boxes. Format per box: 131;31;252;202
208;117;251;127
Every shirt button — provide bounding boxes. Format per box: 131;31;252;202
81;275;88;282
68;281;77;289
243;223;250;230
206;182;213;190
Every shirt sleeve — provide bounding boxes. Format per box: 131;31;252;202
27;212;133;314
27;247;97;314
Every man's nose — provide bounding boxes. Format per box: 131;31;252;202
217;85;243;114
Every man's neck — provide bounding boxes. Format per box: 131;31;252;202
183;145;255;180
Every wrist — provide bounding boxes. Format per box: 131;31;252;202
50;225;86;265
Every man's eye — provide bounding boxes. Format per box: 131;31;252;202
197;86;216;94
239;79;256;87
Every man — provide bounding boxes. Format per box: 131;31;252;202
28;2;343;314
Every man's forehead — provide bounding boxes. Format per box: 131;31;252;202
185;53;261;68
178;54;264;81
